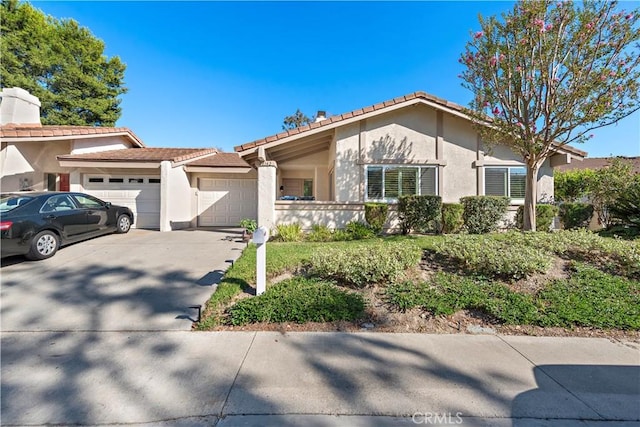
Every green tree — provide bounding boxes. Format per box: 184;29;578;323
554;169;596;202
1;0;127;126
589;158;636;227
460;0;640;231
282;108;312;130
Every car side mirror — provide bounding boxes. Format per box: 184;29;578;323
105;202;112;208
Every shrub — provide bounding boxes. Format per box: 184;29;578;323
332;229;353;241
515;204;558;232
608;179;640;232
227;278;365;325
554;169;595;203
558;203;593;230
344;221;375;240
275;223;303;242
441;203;464;234
239;218;257;233
460;196;509;234
398;195;442;234
306;224;334;242
309;241;422;287
433;234;552;280
364;202;389;234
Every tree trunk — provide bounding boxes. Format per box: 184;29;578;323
523;161;540;231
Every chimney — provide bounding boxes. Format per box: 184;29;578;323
0;87;42;126
315;110;326;123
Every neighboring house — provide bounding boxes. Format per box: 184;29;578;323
555;156;640;174
235;91;586;230
1;87;587;232
1;87;255;231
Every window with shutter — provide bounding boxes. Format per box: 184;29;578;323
365;165;437;201
485;167;527;200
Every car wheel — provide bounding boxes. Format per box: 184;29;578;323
27;231;59;260
116;214;132;234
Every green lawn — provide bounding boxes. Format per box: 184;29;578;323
196;231;640;331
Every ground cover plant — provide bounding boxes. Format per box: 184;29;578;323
198;230;639;337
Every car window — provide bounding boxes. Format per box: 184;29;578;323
40;195;77;213
0;195;34;213
73;194;104;209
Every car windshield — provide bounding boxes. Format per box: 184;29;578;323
0;195;34;213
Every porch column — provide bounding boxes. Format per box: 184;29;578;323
258;160;277;231
160;160;171;232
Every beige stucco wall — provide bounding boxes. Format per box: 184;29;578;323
334;123;361;201
441;114;479;203
71;136;132;154
163;164;193;230
0;140;71;191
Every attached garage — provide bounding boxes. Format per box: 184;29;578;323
197;178;257;226
83;175;161;229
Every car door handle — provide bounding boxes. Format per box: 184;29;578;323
44;214;56;219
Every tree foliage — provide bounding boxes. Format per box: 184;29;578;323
554;168;596;202
282;108;312;130
1;0;127;126
460;0;640;230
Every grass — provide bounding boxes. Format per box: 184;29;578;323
197;231;640;331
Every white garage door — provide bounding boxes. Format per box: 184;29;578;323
198;178;257;226
83;176;161;229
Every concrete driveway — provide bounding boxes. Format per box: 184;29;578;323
1;228;247;331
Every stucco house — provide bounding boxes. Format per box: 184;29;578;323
1;87;586;232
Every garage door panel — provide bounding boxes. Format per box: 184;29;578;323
84;177;161;229
198;178;256;227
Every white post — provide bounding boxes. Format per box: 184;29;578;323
253;226;269;295
258;160;277;231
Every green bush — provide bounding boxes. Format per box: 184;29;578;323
433;234;552;280
460;196;509;234
364;203;389;234
239;218;257;233
515;204;558;232
275;223;303;242
554;169;596;203
559;203;594;230
441;203;464;234
227;278;365;325
537;263;640;329
398;195;442;234
306;224;334;242
345;221;375;240
608;179;640;232
309;241;422;287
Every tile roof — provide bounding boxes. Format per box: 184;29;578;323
187;152;252;168
233;91;587;158
57;148;217;163
556;156;640;173
0;124;145;147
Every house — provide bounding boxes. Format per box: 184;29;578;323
235;91;586;230
1;87;255;231
1;87;587;232
555;156;640;174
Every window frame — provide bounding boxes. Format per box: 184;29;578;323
365;165;438;202
484;166;527;203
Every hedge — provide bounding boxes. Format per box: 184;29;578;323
460;196;509;234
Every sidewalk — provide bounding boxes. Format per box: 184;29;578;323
1;332;639;426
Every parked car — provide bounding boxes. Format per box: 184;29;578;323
0;192;134;260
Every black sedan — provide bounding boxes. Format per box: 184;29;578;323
1;192;134;260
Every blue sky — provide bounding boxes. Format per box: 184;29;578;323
33;1;640;157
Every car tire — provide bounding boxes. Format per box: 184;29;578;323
116;214;132;234
26;230;59;260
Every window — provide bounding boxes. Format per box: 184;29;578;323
366;165;437;201
148;178;161;184
303;180;313;197
128;178;144;183
45;173;57;191
109;178;124;183
88;177;104;183
73;194;103;209
41;195;76;213
485;167;526;199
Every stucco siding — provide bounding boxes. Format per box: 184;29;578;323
363;105;437;162
71;136;132;154
165;165;193;229
1;140;71;191
441;114;478;203
334;123;360;201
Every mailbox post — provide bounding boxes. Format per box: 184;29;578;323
253;226;269;295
